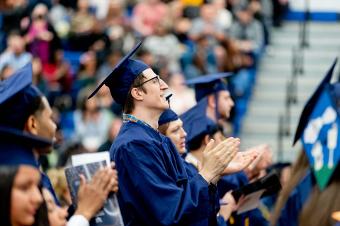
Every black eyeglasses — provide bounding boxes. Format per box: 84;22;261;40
136;75;160;87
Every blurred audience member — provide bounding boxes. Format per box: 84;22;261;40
144;20;183;73
0;30;32;72
73;88;113;152
167;72;196;114
24;3;61;64
230;5;264;56
131;0;168;37
98;118;123;152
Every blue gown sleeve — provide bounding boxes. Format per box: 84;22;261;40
115;140;214;225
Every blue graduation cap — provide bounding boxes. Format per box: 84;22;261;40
186;73;233;121
180;99;219;150
293;58;340;190
88;41;149;105
0;63;52;167
293;59;337;145
185;72;232;102
159;109;179;126
0;63;44;130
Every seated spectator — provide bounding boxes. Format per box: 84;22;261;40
103;0;127;52
24;3;61;64
96;50;122;81
212;0;233;31
69;0;108;52
42;49;73;94
131;0;168;37
189;3;225;45
182;34;218;79
1;0;30;36
48;0;71;39
73;88;114;152
144;19;183;73
31;56;50;97
167;72;196;114
219;37;253;73
229;5;264;57
173;17;193;48
181;0;204;19
72;51;98;97
98;117;123;152
0;30;32;72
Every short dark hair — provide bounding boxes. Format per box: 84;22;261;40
30;95;45;116
0;91;44;130
188;125;221;151
123;73;147;114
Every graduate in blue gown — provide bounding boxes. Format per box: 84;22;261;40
0;63;60;204
271;59;340;226
89;41;241;226
181;103;240;226
186;74;269;226
0;63;117;225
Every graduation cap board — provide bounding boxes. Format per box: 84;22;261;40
293;58;340;190
88;41;149;105
180;99;219;148
185;73;233;121
0;63;52;167
185;72;232;102
0;63;44;130
159;109;179;126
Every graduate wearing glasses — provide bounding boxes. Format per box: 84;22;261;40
89;41;240;226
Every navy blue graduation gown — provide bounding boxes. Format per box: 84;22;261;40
110;122;218;226
184;160;228;226
217;172;248;199
277;170;313;226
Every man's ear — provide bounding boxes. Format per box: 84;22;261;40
24;115;38;135
203;134;210;146
207;95;216;108
130;87;144;101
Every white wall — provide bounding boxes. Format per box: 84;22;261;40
290;0;340;12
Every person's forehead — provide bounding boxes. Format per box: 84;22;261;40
219;90;231;97
169;119;182;127
142;68;157;79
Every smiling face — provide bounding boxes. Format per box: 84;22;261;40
11;165;42;226
165;119;187;154
139;68;170;111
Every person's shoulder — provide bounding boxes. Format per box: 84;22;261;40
112;123;155;147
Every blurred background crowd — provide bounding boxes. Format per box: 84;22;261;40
0;0;289;207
